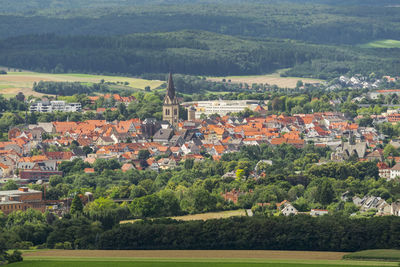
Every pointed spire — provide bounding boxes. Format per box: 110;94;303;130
166;72;176;100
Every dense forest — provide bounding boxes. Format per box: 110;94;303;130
1;1;400;45
1;0;400;77
1;31;400;78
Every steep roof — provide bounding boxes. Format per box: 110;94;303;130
166;73;176;100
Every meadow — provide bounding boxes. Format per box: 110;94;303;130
343;249;400;261
359;39;400;48
207;70;323;89
0;71;164;97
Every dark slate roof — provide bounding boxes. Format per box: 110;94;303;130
166;73;176;100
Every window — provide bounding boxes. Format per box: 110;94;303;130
174;109;177;115
165;109;170;116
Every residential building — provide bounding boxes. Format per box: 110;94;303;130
30;100;81;113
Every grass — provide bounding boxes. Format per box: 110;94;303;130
359;39;400;48
207;70;324;88
0;70;164;97
343;250;400;262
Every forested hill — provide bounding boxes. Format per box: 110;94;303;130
1;31;400;78
1;2;400;44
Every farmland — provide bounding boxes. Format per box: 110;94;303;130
120;209;247;224
0;71;164;97
16;250;398;267
207;71;323;89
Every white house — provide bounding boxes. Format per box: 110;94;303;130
390;163;400;180
281;203;298;216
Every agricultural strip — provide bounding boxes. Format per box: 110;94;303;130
207;73;323;89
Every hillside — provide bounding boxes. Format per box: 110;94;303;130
1;31;400;78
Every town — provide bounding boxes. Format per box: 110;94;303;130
0;73;398;220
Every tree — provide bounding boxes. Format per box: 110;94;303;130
296;80;304;88
315;180;335;206
184;159;194;170
383;144;399;158
138;150;150;160
70;194;83;215
15;92;25;102
2;180;18;190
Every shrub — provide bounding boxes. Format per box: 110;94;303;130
13;241;33;250
54;242;64;249
6;250;23;263
63;241;73;250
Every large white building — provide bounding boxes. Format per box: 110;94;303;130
30;100;81;113
182;100;261;119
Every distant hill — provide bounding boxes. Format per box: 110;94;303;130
1;31;400;78
1;1;400;44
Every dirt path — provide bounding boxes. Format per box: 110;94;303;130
24;250;348;260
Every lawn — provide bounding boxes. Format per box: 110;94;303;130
359;39;400;48
0;71;164;97
343;249;400;261
207;70;323;89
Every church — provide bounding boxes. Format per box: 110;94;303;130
163;73;180;128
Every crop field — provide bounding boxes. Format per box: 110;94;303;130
120;209;247;224
0;71;164;97
207;71;323;89
18;250;398;267
360;39;400;48
343;249;400;261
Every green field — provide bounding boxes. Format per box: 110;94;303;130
0;70;164;97
360;39;400;48
343;250;400;261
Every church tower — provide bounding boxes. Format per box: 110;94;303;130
163;73;179;128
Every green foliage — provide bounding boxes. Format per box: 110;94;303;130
70;195;84;215
33;81;109;96
6;250;23;263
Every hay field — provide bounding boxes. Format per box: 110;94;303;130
120;209;247;224
207;72;323;89
0;71;164;97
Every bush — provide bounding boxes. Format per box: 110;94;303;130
63;241;73;250
36;243;47;249
6;250;23;263
13;241;33;249
54;242;64;249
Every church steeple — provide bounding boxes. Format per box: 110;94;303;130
166;72;176;100
163;73;179;128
